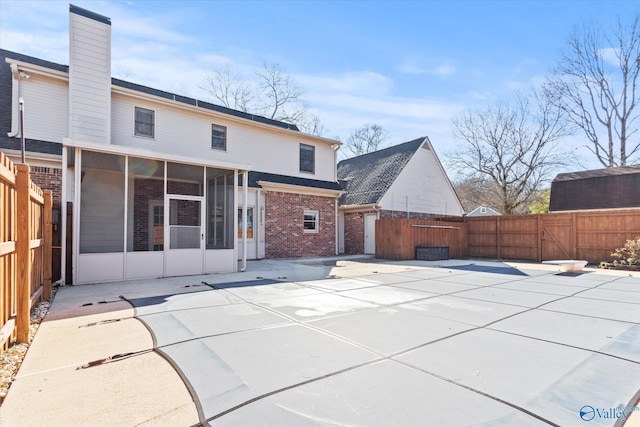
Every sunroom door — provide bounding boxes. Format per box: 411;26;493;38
165;196;204;276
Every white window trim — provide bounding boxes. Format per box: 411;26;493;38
134;106;155;139
211;123;227;151
299;143;315;174
303;209;319;234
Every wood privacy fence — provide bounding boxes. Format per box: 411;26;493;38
376;218;466;260
376;210;640;264
1;153;52;353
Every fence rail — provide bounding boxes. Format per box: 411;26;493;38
1;153;52;353
376;210;640;264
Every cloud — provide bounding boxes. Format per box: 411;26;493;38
297;71;394;96
398;60;456;76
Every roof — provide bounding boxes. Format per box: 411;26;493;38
466;206;501;217
549;165;640;211
337;137;426;205
242;171;343;192
0;48;299;132
552;165;640;181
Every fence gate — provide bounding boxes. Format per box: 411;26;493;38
541;217;573;260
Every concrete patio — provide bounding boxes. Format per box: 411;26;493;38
1;256;639;426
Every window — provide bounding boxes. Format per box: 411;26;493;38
211;124;227;150
135;107;155;138
300;143;315;173
303;210;319;233
237;207;254;239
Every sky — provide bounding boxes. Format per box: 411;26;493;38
1;0;638;173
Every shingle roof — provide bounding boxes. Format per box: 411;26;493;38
0;49;299;131
337;137;426;206
552;164;640;181
242;171;343;192
549;164;640;211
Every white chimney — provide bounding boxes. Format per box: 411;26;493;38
68;4;111;144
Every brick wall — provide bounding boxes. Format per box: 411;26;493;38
29;166;62;207
342;210;376;254
265;191;336;258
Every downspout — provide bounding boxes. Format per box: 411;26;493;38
255;189;261;259
332;142;340;254
335;197;339;255
241;170;248;272
7;63;26;138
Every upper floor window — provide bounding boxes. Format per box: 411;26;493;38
135;107;155;138
211;124;227;151
300;143;315;173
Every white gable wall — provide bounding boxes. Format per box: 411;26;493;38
110;94;336;181
20;75;68;143
378;143;463;216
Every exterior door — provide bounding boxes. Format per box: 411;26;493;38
165;196;204;276
364;214;377;254
541;217;573;260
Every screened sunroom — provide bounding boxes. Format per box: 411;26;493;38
62;143;250;284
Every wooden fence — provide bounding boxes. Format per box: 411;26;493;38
376;210;640;264
1;153;52;353
375;218;466;260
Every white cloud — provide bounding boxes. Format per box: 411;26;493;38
398;60;456;76
297;71;394;96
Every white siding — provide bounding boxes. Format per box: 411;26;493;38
110;95;336;181
69;12;111;144
20;76;68;143
379;146;464;216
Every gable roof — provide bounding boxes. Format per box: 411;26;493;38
549;165;640;211
0;48;299;132
466;206;501;216
337;137;426;206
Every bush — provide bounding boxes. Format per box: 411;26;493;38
611;236;640;266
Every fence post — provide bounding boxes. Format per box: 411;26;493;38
496;216;501;259
537;214;542;262
43;190;52;300
16;164;31;343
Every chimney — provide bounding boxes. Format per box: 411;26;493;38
68;5;111;144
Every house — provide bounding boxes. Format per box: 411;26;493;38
466;206;501;217
1;5;342;285
549;165;640;211
337;137;464;254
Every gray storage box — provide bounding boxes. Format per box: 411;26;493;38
416;245;449;261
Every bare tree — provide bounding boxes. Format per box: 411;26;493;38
546;14;640;167
449;90;572;214
255;62;305;123
453;176;502;213
201;65;254;112
343;124;389;157
200;62;325;134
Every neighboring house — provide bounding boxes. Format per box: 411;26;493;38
466;206;501;217
549;165;640;211
0;5;342;285
337;137;464;254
